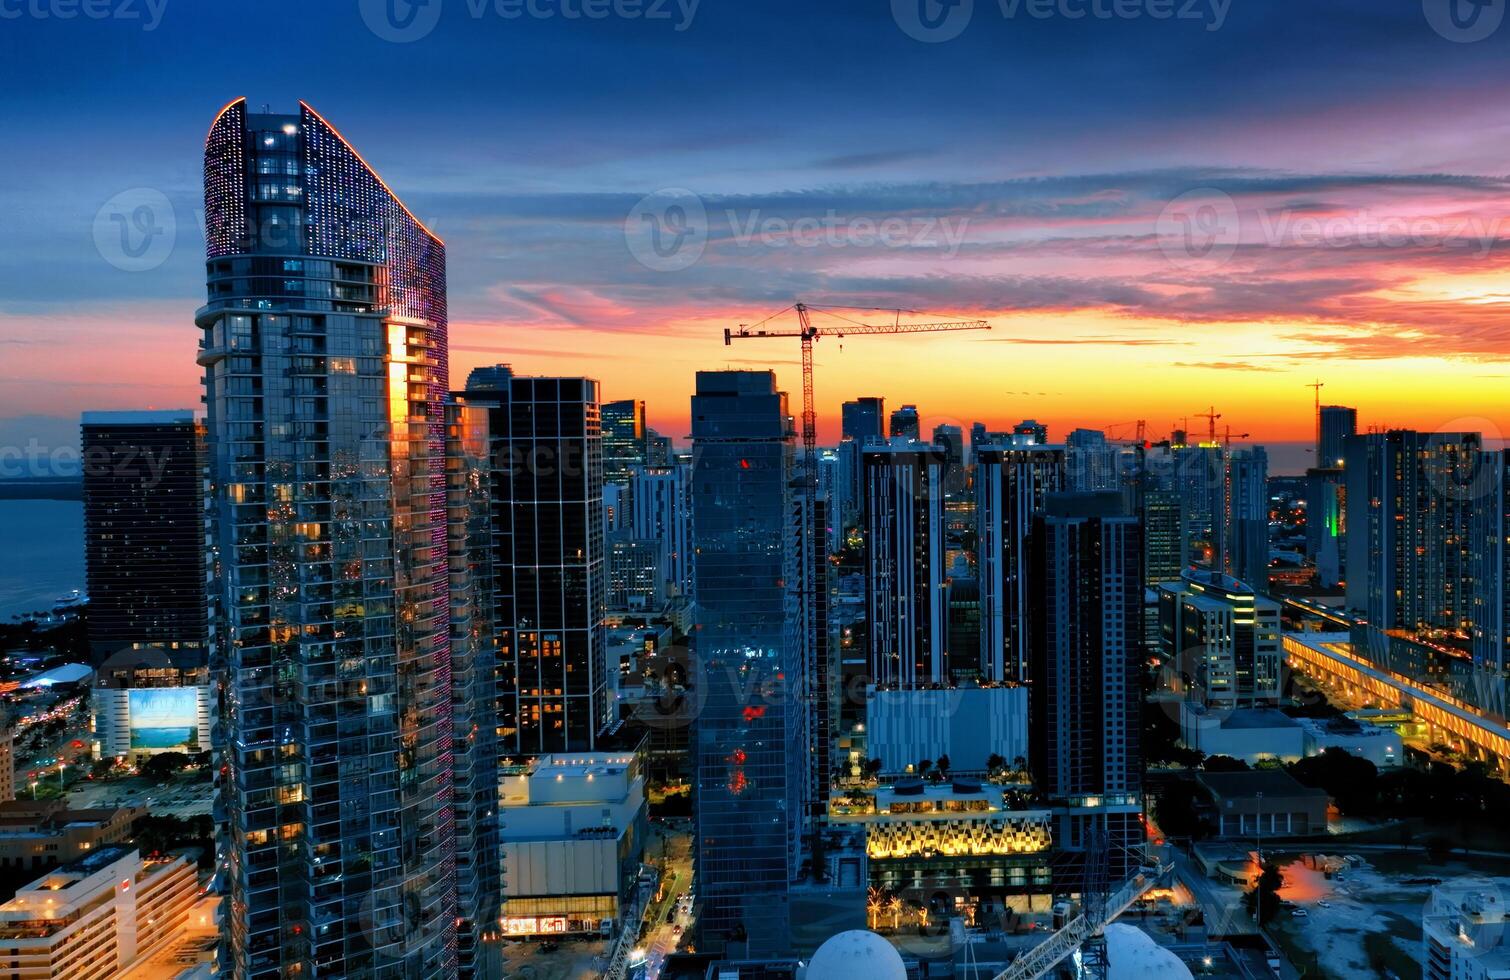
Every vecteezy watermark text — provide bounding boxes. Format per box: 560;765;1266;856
359;0;698;43
625;188;971;272
892;0;1231;43
0;0;167;31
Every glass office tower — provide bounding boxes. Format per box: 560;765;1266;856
690;371;802;957
198;99;468;978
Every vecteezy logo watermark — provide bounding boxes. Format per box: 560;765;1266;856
891;0;974;43
625;189;972;272
1423;0;1504;42
1155;187;1239;269
625;188;707;272
360;0;700;41
891;0;1231;41
92;188;176;273
358;0;445;41
0;0;167;31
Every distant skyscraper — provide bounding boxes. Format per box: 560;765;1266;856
1012;419;1048;446
1065;428;1122;493
863;440;948;687
602;399;648;487
889;404;920;441
80;411;207;659
976;444;1066;682
199;99;465;977
1142;489;1187;587
1318;405;1357;469
630;465;692;600
689;371;803;957
1345;429;1480;633
1172;443;1225;563
839;397;886;524
932;423;966;497
1223;447;1270;592
465;368;610;756
646;427;673;467
1305;467;1345;589
1027;492;1144;880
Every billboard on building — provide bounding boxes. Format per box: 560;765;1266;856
127;688;200;752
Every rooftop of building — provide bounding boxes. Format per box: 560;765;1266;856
80;410;196;426
1196;769;1329;801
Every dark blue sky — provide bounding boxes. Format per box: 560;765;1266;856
4;0;1510;457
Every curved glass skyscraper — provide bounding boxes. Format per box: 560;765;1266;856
198;98;465;978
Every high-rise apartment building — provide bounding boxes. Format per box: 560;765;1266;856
1305;467;1345;589
1345;429;1480;633
463;367;610;756
1012;419;1049;446
1027;492;1144;880
80;411;208;658
1318;405;1357;469
863;440;948;687
602;399;648;488
1471;450;1510;720
1065;427;1122;493
1223;447;1270;593
976;444;1066;682
689;371;804;957
1142;489;1188;586
199;99;470;977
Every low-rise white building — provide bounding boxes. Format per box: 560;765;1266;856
499;752;648;938
1424;884;1510;980
0;846;196;979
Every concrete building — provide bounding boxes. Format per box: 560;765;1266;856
1318;405;1357;469
499;753;648;938
0;847;196;979
1424;884;1510;980
1178;705;1306;764
862;685;1028;775
1195;770;1329;838
0;801;144;872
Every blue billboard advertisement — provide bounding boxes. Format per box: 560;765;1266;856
128;688;200;751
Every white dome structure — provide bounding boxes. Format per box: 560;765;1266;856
1103;923;1195;980
806;930;908;980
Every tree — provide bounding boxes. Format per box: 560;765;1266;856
1203;755;1250;773
986;753;1006;777
1246;860;1283;924
934;754;950;781
1289;748;1378;816
140;751;190;783
916;759;933;779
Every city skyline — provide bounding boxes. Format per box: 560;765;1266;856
6;3;1510;454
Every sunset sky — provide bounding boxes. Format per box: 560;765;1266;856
4;1;1510;470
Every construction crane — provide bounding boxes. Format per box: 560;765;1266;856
1223;426;1250;447
724;303;990;487
1195;406;1222;446
1305;379;1325;452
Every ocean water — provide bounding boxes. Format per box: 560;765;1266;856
0;500;84;620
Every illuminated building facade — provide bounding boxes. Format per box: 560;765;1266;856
1158;571;1281;708
689;371;804;956
863;440;948;687
463;368;609;756
975;444;1066;683
1223;447;1269;593
889;404;921;442
199;99;469;978
602;399;648;489
1344;429;1480;633
0;847;197;979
